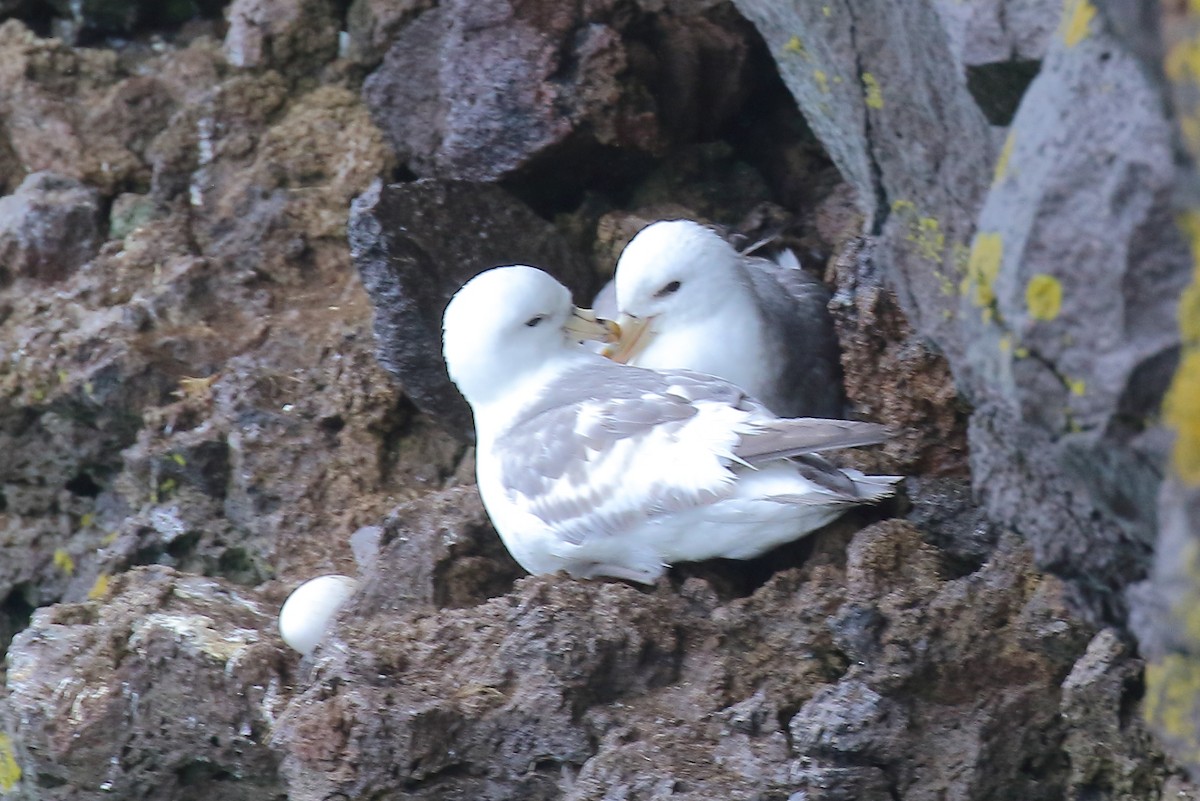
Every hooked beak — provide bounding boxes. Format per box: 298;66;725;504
564;307;621;344
602;313;655;363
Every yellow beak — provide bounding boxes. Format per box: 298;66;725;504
564;307;621;344
602;313;654;363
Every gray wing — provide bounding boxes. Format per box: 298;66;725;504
494;361;760;543
742;251;845;419
734;418;892;464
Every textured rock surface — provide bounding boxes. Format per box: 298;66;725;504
736;0;1189;627
274;523;1097;801
0;0;1197;797
349;179;596;439
0;15;452;661
0;171;101;283
1125;0;1200;778
223;0;338;76
361;0;754;187
3;567;289;799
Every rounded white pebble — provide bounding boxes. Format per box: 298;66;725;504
278;574;358;655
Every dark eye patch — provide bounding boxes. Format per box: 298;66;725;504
525;315;544;328
654;280;682;298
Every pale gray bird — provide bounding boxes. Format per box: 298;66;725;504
606;219;843;419
442;265;899;584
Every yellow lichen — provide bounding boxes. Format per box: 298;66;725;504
999;335;1013;353
88;574;110;600
53;548;74;576
1060;0;1096;48
100;531;118;546
1167;210;1200;484
994;131;1015;183
1178;541;1200;642
171;453;187;467
1166;33;1200;82
862;72;884;109
891;201;945;263
1166;351;1200;483
79;512;95;529
1178;212;1200;346
952;242;970;274
963;232;1003;308
823;5;831;16
910;218;945;261
172;375;218;402
936;270;956;297
0;734;19;791
1025;274;1063;321
1145;655;1200;748
782;35;809;60
1067;378;1086;396
814;70;830;94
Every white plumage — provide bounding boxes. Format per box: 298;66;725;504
608;219;843;418
443;265;900;583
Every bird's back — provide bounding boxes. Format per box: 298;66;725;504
743;252;844;418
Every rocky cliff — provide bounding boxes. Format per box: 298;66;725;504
0;0;1197;799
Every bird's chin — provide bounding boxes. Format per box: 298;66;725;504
603;313;655;363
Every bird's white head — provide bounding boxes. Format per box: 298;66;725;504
607;220;748;363
614;220;747;325
443;265;616;408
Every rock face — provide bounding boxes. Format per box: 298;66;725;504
733;0;1188;627
361;0;753;187
348;179;597;439
1117;0;1200;780
274;524;1100;801
0;172;101;284
0;0;1196;798
3;567;289;800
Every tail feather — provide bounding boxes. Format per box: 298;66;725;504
768;471;902;506
844;470;904;502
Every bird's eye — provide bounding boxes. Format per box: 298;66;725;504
654;280;682;298
525;315;544;328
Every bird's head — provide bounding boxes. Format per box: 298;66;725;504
442;265;618;406
609;219;747;362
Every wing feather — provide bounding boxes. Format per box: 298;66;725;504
493;360;891;546
734;419;893;464
495;363;752;543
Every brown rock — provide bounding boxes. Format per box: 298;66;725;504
350;485;523;614
223;0;339;77
361;0;752;183
0;172;101;284
828;237;968;476
345;0;436;65
3;567;290;800
348;179;596;439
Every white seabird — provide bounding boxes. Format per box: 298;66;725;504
606;219;843;418
442;265;900;583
